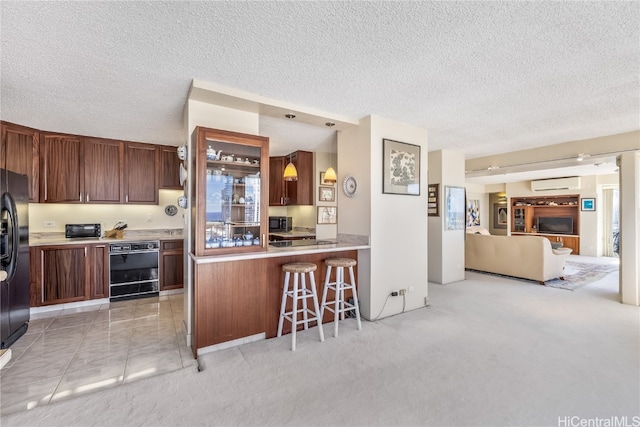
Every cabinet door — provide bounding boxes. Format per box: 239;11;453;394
37;245;89;305
124;142;159;204
269;156;286;206
84;137;124;203
160;145;182;189
559;236;580;255
89;243;109;299
40;132;84;203
286;150;313;206
160;251;184;290
1;122;39;202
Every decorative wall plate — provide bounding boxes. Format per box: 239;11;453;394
165;204;178;216
343;175;358;197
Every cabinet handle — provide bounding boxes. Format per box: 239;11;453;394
79;193;82;202
84;247;87;257
126;195;129;203
86;193;90;203
262;234;266;249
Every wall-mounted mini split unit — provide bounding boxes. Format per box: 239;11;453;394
530;177;582;191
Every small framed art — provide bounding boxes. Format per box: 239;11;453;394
319;187;335;202
317;206;337;224
581;198;596;211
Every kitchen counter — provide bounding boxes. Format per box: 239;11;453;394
269;231;316;240
29;229;184;246
191;241;369;264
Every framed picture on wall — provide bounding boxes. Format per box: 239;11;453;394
466;199;480;227
382;138;420;195
428;183;439;217
493;204;508;229
445;186;465;230
581;198;596;211
319;187;335;202
317;206;337;224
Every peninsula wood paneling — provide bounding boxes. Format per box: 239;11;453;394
89;243;109;299
193;259;268;355
192;249;359;357
1;122;39;202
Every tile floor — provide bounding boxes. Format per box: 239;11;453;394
0;293;194;416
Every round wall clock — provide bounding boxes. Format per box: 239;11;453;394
165;204;178;216
343;175;358;197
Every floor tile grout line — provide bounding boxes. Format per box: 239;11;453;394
42;304;103;406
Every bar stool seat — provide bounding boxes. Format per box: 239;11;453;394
277;262;325;351
320;258;362;337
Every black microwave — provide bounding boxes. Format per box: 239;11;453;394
269;216;292;233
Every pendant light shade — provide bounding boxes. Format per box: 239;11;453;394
283;161;298;181
323;166;337;184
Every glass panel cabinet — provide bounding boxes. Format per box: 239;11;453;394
193;127;269;256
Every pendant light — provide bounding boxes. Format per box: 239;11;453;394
283;113;298;181
323;122;337;184
283;153;298;181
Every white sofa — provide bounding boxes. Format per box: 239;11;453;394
465;229;572;284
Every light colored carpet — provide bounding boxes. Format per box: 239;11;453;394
2;257;638;426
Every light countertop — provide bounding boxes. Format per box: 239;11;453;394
29;229;184;246
191;241;370;264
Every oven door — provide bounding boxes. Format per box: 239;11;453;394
109;250;159;300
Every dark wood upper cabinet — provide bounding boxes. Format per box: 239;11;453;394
159;145;182;189
268;151;313;206
286;150;313;206
124;142;159;204
268;156;286;206
1;121;40;202
40;132;84;203
84;137;124;203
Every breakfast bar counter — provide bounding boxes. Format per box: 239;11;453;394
191;241;370;356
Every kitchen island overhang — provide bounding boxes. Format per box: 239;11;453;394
190;242;370;357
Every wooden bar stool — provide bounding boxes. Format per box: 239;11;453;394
320;258;362;337
277;262;325;351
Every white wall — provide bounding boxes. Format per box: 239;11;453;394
339;115;428;320
29;190;184;233
428;150;466;284
618;151;639;306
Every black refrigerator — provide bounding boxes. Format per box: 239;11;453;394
1;168;30;348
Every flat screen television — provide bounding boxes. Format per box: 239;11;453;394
537;216;573;235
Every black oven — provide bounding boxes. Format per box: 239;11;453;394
269;216;292;233
109;241;159;301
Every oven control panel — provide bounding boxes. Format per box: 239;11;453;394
109;241;159;253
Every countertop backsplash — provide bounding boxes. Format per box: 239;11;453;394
28;189;185;233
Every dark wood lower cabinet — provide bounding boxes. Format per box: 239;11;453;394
30;243;108;306
192;249;358;357
90;243;109;299
160;240;184;291
32;245;89;306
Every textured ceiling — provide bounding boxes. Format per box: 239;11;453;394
1;1;639;162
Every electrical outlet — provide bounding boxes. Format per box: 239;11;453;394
44;221;55;227
146;213;153;222
408;286;415;293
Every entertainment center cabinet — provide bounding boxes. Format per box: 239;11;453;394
510;195;580;254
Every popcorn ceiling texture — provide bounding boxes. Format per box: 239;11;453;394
1;2;638;157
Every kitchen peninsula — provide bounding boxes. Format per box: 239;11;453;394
191;240;369;356
189;126;370;356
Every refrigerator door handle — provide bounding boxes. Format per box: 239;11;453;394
0;192;19;283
